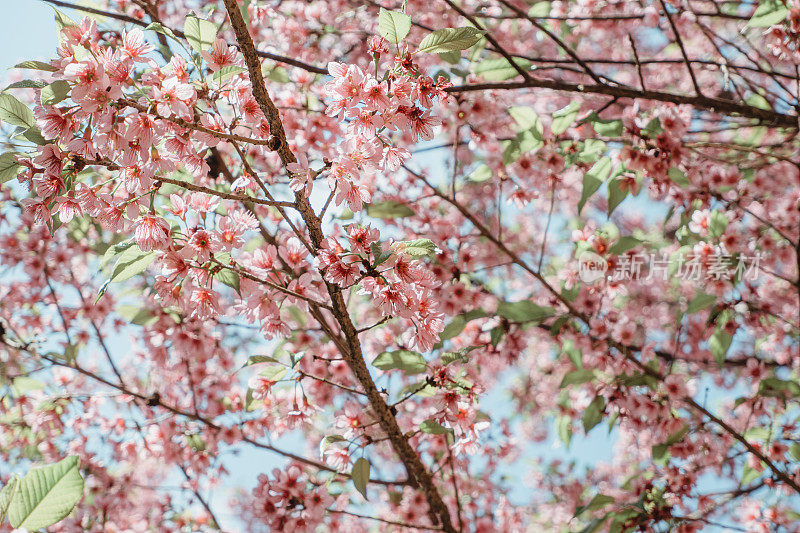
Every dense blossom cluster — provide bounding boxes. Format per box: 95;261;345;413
2;0;800;531
248;464;334;532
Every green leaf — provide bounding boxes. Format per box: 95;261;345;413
438;310;485;342
651;443;669;461
372;350;427;374
418;27;485;53
551;101;580;135
587;157;613;181
62;343;78;364
41;80;71;105
474;57;531;81
508;106;543;138
528;2;551;17
687;293;716;314
420;419;451;434
578;157;612;214
319;435;346;456
99;239;135;270
245;354;282;366
708;210;728;239
5;80;48;90
502;139;522;165
378;9;411;44
258;365;287;382
186;433;206;452
591;116;623;137
0;94;35;129
737;125;767;148
398;380;437;398
758;377;800;398
640;117;663;138
575;494;615;516
184;15;218;53
441;347;478;366
652;424;690;461
579;177;602;215
0;475;19;523
789;443;800;462
367;201;414;219
578;518;609;533
211;65;247;83
395;238;437;257
351;458;370;500
245;388;261;411
607;178;629;217
243;387;260;410
667;167;689;187
518;130;543;153
145;22;180;41
560;369;596;388
748;0;788;27
582;396;605;433
19;127;47;146
0;152;21;183
14;60;58;72
109;245;156;283
53;9;76;31
741;464;761;485
12;377;45;394
561;339;582;369
666;425;690;446
7;456;84;530
212;260;240;293
440;315;467;341
496;300;554;323
556;415;572;446
709;329;733;365
490;326;504;346
468;164;492;183
118;305;157;326
371;242;392;267
577;139;607;163
438;50;461;64
608;236;641;256
744;427;771;441
265;66;289;83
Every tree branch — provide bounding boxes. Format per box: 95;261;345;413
446;79;799;128
220;2;456;530
39;0;327;74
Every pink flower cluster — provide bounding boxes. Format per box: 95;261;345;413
250;463;334;532
320;58;449;211
315;225;445;351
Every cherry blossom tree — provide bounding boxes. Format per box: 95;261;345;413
2;0;800;531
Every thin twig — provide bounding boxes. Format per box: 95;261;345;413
659;0;703;96
39;0;327;74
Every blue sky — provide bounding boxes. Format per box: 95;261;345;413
1;3;57;72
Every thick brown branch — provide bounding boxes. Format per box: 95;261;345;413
220;2;456;530
446;79;799;128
